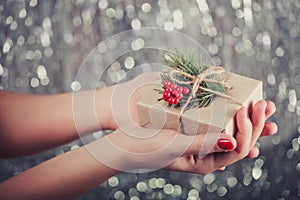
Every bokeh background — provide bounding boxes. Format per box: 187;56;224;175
1;0;300;199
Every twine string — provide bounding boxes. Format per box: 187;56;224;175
168;66;242;116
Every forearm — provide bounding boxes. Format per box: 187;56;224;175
0;87;115;158
0;144;119;199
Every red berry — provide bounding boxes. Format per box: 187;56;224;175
165;88;172;93
174;98;179;104
176;93;183;100
170;83;177;90
172;90;178;97
163;91;171;100
164;80;171;88
176;86;183;93
182;87;190;95
168;97;176;104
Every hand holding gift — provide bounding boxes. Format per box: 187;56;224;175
105;49;278;172
0;51;277;199
106;100;275;173
138;50;263;136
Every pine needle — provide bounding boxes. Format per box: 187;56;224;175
160;49;227;109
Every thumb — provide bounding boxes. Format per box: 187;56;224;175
183;133;237;156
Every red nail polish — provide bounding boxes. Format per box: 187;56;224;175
217;139;234;150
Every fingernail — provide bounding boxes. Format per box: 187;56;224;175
217;139;234;150
263;101;267;117
218;166;226;171
245;109;250;119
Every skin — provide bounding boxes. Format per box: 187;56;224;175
0;74;278;199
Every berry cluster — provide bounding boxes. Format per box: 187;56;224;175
162;80;190;105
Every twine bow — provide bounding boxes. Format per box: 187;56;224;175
168;66;242;116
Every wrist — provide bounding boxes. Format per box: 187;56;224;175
105;128;177;170
95;86;117;130
86;130;139;172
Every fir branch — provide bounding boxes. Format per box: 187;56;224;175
161;50;227;109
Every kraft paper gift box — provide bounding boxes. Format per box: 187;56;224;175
137;72;262;136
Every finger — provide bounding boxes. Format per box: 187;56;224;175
194;107;253;172
112;72;161;126
235;107;253;154
246;146;260;158
167;132;236;174
260;122;278;136
265;101;276;120
183;133;236;156
174;105;264;174
250;100;267;148
217;166;226;171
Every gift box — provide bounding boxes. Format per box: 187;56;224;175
137;72;262;136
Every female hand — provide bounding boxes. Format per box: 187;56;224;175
105;72;277;153
166;100;277;173
91;97;277;173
